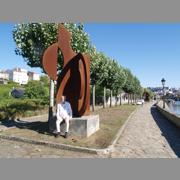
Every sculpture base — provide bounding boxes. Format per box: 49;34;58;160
60;115;100;137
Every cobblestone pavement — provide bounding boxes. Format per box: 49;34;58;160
0;139;99;158
110;102;180;158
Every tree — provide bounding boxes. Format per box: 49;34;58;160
123;68;134;104
131;76;142;103
100;59;119;107
143;88;154;101
13;23;91;71
112;66;127;105
89;49;109;110
40;75;50;87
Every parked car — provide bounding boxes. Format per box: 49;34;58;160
136;99;144;105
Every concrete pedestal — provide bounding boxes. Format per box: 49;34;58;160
60;115;100;137
25;114;100;138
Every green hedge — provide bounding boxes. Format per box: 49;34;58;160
0;99;48;120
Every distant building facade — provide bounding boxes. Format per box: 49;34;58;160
28;71;40;81
8;68;29;85
1;68;40;85
0;78;8;84
0;70;9;80
0;70;9;84
148;87;180;97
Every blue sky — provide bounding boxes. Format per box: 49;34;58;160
0;23;180;88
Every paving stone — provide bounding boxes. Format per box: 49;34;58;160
110;102;179;158
0;139;98;158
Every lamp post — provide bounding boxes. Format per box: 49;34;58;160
161;78;166;109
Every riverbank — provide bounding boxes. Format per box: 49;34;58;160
156;101;180;128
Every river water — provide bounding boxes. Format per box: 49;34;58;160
167;101;180;116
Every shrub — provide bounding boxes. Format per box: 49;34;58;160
0;83;21;100
24;80;49;102
40;75;50;87
0;99;48;120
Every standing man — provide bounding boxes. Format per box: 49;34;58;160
54;95;72;138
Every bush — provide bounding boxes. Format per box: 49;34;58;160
0;99;48;120
40;75;50;87
0;83;21;100
0;85;12;100
0;81;49;120
7;81;20;86
24;80;49;102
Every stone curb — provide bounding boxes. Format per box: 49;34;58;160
0;106;138;156
0;134;110;155
156;103;180;128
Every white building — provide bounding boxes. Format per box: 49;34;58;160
28;71;40;81
8;68;29;85
0;70;9;80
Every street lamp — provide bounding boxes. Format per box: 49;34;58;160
161;78;166;108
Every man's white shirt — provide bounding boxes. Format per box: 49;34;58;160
56;101;72;119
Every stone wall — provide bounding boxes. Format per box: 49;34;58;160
156;104;180;128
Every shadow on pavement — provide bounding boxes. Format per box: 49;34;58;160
0;119;51;135
151;105;180;157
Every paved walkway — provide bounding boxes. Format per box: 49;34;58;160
110;102;180;158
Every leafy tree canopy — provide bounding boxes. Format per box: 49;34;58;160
13;23;91;71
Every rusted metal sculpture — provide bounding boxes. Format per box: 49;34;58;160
42;24;90;117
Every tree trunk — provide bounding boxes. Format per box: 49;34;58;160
128;94;130;104
131;94;133;104
120;93;122;105
110;90;112;107
48;80;55;132
103;87;106;108
92;84;95;111
115;95;118;106
134;94;136;104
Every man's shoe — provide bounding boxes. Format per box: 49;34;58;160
64;132;68;139
54;132;61;138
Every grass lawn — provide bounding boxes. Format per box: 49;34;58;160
0;105;137;149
